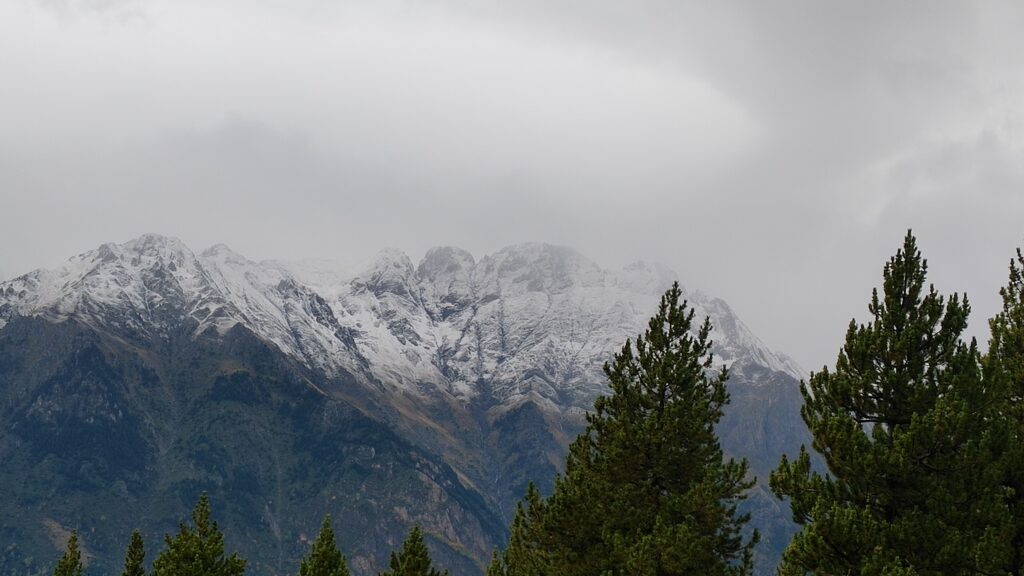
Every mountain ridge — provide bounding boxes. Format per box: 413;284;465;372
0;235;802;387
0;234;809;575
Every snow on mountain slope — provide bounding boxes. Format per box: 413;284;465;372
328;242;802;415
280;242;803;412
0;235;366;380
0;235;802;412
0;235;215;335
198;243;369;378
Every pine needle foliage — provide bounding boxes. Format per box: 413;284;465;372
771;231;1006;575
497;282;758;576
151;494;246;576
299;515;351;576
378;526;448;576
53;533;84;576
121;530;146;576
985;247;1024;576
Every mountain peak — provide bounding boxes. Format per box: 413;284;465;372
417;247;475;321
0;234;210;337
201;243;249;265
371;248;414;270
418;246;476;273
123;233;191;255
478;243;603;296
351;249;418;300
493;242;587;261
92;234;200;276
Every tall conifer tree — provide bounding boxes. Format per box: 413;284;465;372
53;532;84;576
986;247;1024;575
121;530;146;576
298;515;350;576
485;550;504;576
378;526;448;576
501;282;758;576
151;494;246;576
490;483;550;576
771;231;1004;575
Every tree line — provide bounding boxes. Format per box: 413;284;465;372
53;494;447;576
50;231;1024;575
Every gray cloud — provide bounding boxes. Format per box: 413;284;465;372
31;0;146;23
1;0;1021;370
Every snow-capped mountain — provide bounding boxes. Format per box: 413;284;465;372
3;238;364;383
0;234;808;575
0;235;799;414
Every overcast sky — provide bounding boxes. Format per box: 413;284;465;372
1;0;1022;371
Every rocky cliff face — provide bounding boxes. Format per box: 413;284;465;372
0;235;808;575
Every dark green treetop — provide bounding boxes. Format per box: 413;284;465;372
986;247;1024;576
151;494;246;576
298;515;350;576
990;248;1024;387
771;231;1006;575
121;530;146;576
379;526;448;576
53;532;84;576
485;550;503;576
489;483;549;576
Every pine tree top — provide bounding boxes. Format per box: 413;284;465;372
151;494;246;576
770;230;1001;575
299;514;350;576
53;532;84;576
380;526;448;576
120;530;145;576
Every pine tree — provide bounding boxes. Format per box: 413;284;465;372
121;530;146;576
502;282;758;576
298;515;350;576
151;493;246;576
493;483;549;576
986;247;1024;576
770;231;1004;575
378;526;448;576
53;532;84;576
485;550;504;576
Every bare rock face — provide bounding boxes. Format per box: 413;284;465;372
0;235;808;575
417;246;476;322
